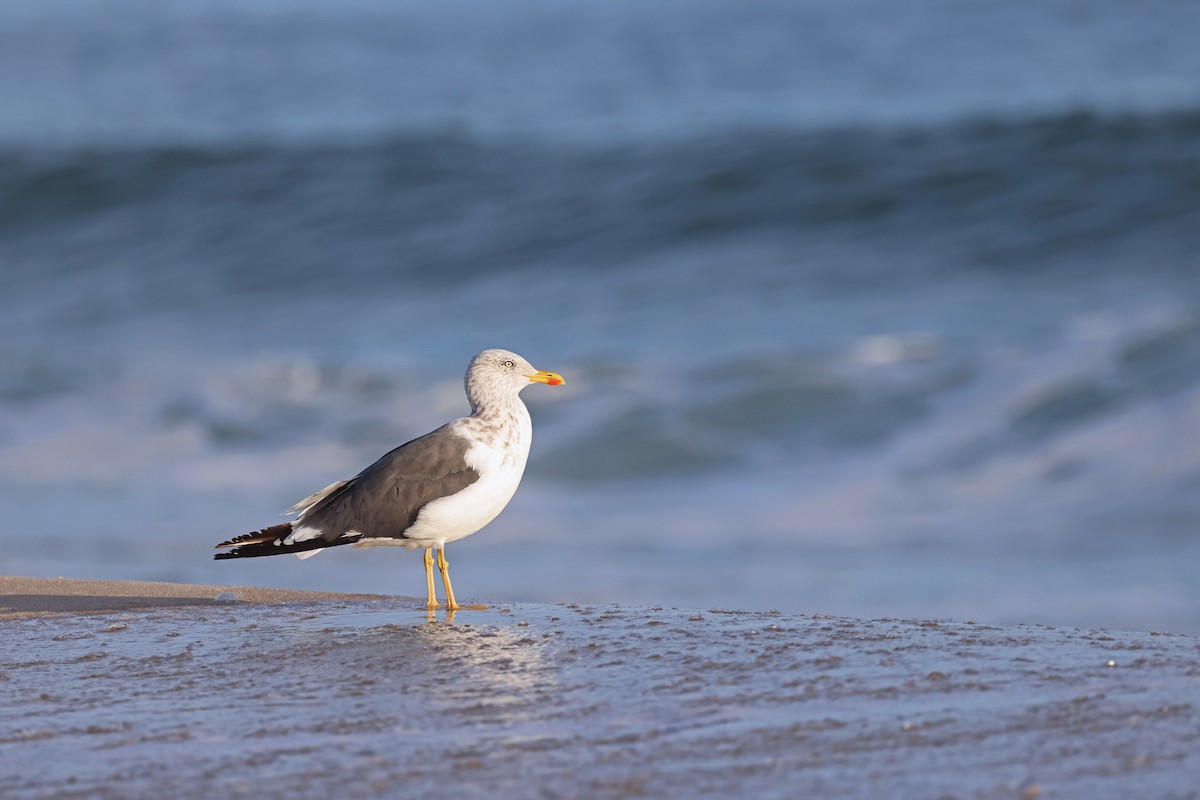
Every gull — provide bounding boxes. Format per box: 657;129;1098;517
214;348;564;610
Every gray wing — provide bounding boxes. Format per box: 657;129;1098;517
301;424;480;543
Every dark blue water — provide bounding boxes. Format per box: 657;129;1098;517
2;0;1199;632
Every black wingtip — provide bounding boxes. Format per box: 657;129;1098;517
213;522;294;556
212;524;350;560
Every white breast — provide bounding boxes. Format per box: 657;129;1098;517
356;407;533;551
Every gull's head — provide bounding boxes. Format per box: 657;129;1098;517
466;348;565;408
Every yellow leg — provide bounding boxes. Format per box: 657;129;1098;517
436;547;488;611
423;547;439;608
436;547;459;610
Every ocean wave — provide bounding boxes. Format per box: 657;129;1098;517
5;307;1197;494
3;108;1198;300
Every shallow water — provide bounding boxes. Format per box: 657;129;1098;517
2;599;1198;798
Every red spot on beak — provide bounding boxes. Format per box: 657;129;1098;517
547;377;563;386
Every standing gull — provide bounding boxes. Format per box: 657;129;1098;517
214;349;565;610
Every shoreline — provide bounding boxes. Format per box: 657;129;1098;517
3;575;1197;798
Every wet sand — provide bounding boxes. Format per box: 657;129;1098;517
0;576;382;619
2;577;1198;799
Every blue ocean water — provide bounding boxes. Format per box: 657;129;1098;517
1;0;1198;632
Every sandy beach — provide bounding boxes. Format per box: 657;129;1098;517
0;575;381;619
2;576;1198;799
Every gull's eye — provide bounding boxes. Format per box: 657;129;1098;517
502;360;514;368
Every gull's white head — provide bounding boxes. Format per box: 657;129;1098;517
465;348;565;411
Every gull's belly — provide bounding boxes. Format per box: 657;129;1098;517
355;437;529;551
403;461;524;546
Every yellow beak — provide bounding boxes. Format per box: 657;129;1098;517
526;370;566;386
